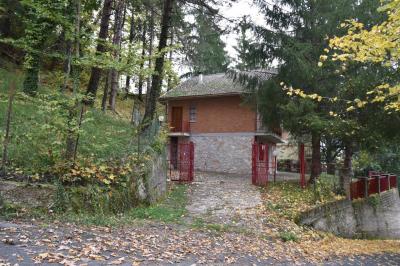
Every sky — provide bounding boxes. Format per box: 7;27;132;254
220;0;265;62
174;0;267;75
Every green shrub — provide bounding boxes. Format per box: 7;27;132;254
53;184;188;226
279;231;299;242
0;201;20;220
61;183;139;215
53;181;69;213
313;174;338;202
0;88;136;175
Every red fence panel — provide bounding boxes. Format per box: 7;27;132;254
178;142;194;182
252;143;257;185
368;176;379;195
390;174;397;188
169;141;194;182
350;174;398;200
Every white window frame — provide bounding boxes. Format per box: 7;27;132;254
189;104;197;122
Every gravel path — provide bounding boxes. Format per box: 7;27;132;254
186;172;264;229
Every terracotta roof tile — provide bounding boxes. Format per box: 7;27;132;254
161;70;276;99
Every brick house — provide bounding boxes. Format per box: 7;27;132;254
161;72;283;175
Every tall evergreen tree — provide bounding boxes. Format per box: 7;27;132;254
234;16;255;71
244;0;385;183
190;9;229;74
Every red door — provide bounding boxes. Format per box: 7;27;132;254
171;107;183;132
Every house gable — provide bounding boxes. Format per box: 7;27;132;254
167;95;256;134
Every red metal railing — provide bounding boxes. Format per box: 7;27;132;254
350;172;398;200
170;121;191;133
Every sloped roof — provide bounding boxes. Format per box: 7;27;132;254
161;70;276;99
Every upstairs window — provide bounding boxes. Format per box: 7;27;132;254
189;105;197;122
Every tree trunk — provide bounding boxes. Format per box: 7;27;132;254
61;38;72;93
326;161;336;175
326;149;337;175
125;8;135;97
102;70;111;111
146;7;155;104
85;0;113;105
138;17;147;101
108;0;126;112
65;0;81;162
167;31;174;91
1;77;17;175
143;0;174;124
340;144;353;198
309;132;322;183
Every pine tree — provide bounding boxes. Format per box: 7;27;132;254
234;16;254;71
244;0;388;183
190;9;229;74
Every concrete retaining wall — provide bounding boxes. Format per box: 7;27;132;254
299;189;400;239
190;134;253;175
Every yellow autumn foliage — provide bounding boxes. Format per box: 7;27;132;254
328;0;400;112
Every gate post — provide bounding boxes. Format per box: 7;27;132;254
266;143;269;186
189;141;194;182
252;142;257;185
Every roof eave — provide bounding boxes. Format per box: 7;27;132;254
159;91;250;101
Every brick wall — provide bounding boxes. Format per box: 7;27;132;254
167;95;256;133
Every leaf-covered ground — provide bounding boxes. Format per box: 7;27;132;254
260;182;400;263
1;173;400;265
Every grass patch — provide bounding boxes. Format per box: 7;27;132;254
128;184;188;223
0;201;21;220
279;231;299;242
263;176;344;221
54;183;188;226
0;199;48;220
191;218;231;233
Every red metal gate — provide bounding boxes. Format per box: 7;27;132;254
170;141;194;182
252;142;276;186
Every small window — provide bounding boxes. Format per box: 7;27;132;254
189;105;197;122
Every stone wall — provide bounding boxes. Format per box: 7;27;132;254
190;133;253;175
299;189;400;239
137;149;167;204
